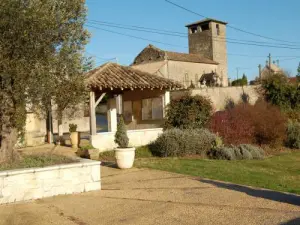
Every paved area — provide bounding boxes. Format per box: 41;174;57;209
0;163;299;225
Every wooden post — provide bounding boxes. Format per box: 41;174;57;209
116;94;122;115
163;91;170;118
89;91;96;135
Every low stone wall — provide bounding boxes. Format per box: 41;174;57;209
91;128;163;151
171;85;260;111
0;158;101;204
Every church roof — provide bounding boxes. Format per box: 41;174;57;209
186;18;228;27
85;62;183;92
132;44;218;65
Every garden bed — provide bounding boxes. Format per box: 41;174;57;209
0;154;101;204
0;154;77;171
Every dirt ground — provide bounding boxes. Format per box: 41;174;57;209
0;160;299;225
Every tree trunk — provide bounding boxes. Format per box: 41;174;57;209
57;113;64;145
0;101;18;163
0;91;20;163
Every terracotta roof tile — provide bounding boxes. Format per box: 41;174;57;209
133;44;218;65
85;63;183;92
165;51;218;64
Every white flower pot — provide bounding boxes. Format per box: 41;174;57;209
115;147;136;169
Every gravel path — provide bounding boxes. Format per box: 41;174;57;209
0;164;299;225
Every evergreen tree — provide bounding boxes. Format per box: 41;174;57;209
297;63;300;82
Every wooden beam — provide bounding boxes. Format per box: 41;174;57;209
89;91;97;135
95;93;106;107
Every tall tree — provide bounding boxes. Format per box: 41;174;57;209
297;62;300;82
0;0;89;162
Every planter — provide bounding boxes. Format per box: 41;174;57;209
70;132;79;149
115;147;136;169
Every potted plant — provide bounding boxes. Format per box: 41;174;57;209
114;116;135;169
69;123;79;149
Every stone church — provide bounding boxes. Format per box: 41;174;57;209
131;18;228;88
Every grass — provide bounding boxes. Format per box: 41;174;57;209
135;151;300;194
98;145;153;161
0;154;77;171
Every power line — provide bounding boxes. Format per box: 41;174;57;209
86;23;300;50
87;20;300;48
86;24;189;49
164;0;300;45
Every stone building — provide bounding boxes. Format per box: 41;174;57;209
132;18;228;87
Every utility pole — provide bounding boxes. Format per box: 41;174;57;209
236;67;239;80
268;53;272;69
258;64;262;80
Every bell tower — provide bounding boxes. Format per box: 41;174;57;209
186;18;228;86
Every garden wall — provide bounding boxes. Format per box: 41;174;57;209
91;128;163;151
171;85;260;111
0;159;101;204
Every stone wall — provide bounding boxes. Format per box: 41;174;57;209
132;60;218;88
0;159;101;204
91;128;163;151
171;85;260;111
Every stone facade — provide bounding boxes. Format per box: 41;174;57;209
171;85;260;111
187;19;228;86
131;18;228;87
24;105;90;147
132;60;218;89
0;159;101;204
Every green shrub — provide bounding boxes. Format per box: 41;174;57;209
135;146;153;158
69;124;77;132
164;94;213;130
150;129;218;157
207;144;264;160
240;144;265;159
286;121;300;149
239;145;253;160
207;147;236;160
114;116;129;148
224;97;235;110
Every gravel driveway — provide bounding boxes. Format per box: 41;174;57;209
0;164;299;225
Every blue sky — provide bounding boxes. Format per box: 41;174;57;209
85;0;300;81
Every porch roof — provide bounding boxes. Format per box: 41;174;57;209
85;62;183;92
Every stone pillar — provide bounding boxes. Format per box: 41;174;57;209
163;91;170;117
89;91;97;135
116;94;123;115
107;98;117;132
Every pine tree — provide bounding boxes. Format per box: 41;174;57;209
114;116;129;148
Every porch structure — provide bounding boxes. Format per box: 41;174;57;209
85;63;183;151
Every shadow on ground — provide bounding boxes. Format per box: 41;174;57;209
281;217;300;225
200;179;300;206
101;161;118;168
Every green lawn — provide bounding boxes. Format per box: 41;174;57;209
135;151;300;194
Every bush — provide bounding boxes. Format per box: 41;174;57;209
207;144;264;160
164;94;213;130
150;129;218;157
224;98;235;110
286;121;300;149
209;101;287;146
135;146;153;158
69;124;77;132
261;72;300;111
209;106;255;145
114;116;129;148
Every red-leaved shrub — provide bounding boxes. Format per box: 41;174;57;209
209;101;287;146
